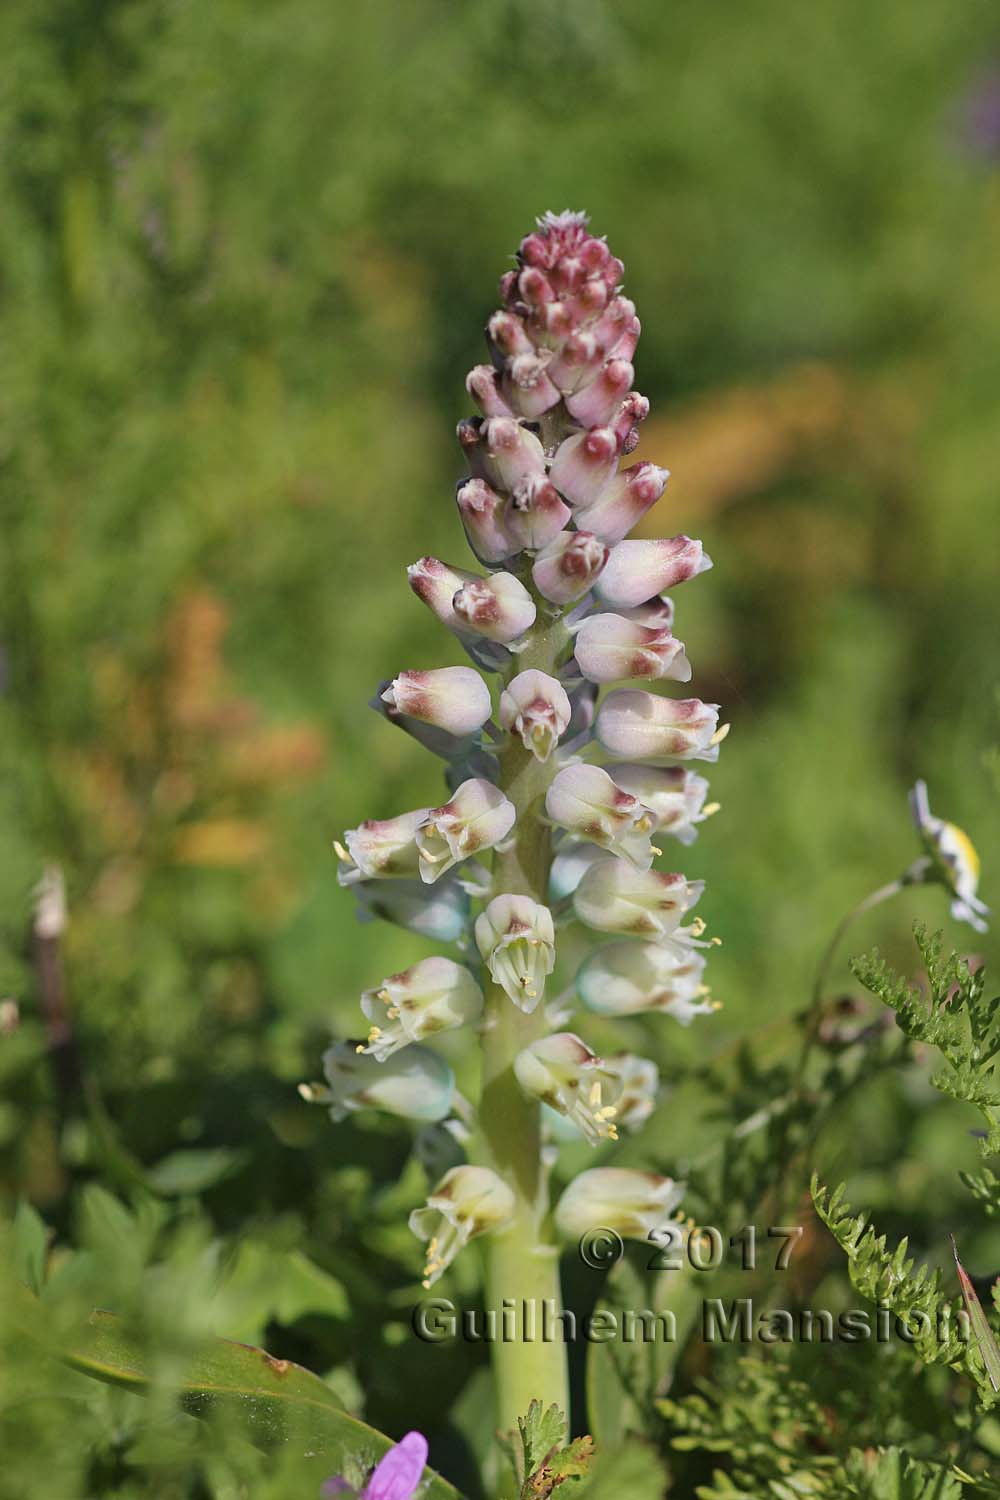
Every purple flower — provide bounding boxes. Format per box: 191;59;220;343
322;1431;429;1500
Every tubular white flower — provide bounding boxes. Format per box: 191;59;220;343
607;765;714;845
531;530;609;605
453;572;537;643
910;780;990;933
336;808;429;883
593;537;712;609
514;1032;623;1146
409;1165;517;1288
564;357;635;429
574;462;669;544
456;478;519;564
573;612;691;685
498;669;572;763
303;1041;454;1123
416;778;516;884
576;938;713;1021
475;894;556;1012
554;1167;684;1242
382;668;492;737
407;556;481;634
596;690;723;762
573;854;704;938
603;1054;660;1131
545;763;657;868
359;956;484;1060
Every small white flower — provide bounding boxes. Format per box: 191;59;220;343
416;778;516;884
573;612;691;685
499;669;572;763
545;763;658;868
555;1167;684;1241
577;938;714;1022
300;1042;454;1123
596;690;725;763
572;854;704;939
359;956;483;1060
409;1165;517;1287
514;1032;623;1146
336;808;429;883
910;780;989;932
382;667;492;737
475;894;556;1012
607;765;715;845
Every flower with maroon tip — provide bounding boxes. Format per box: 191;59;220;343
531;530;609;605
359;956;484;1060
456;478;519;564
545;763;658;868
514;1032;623;1146
407;557;480;634
498;669;571;762
572;854;704;938
565;358;636;429
453;572;537;643
596;690;724;762
573;612;691;685
549;428;620;508
574;462;669;544
577;938;714;1021
382;667;492;737
608;765;715;844
336;808;429;883
301;1042;455;1124
507;474;571;551
594;537;712;609
416;778;516;884
480;417;547;494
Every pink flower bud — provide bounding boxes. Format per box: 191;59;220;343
498;669;572;762
545;763;657;868
596;690;723;762
382;667;492;737
565;359;635;428
610;391;649;453
578;939;713;1022
608;765;713;845
487;310;535;359
501;354;561;418
549;428;620;508
475;894;556;1012
481;417;547;493
416;777;515;884
456;418;489;479
574;462;669;544
573;854;704;938
573;612;691;684
547;331;604;395
407;556;480;634
453;571;536;643
591;296;635;354
507;474;571;551
531;530;609;605
337;807;429;883
456;479;519;564
517;266;554;305
466;365;515;418
593;537;712;609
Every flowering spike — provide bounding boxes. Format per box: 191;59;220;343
531;530;609;605
382;667;492;737
514;1033;623;1146
572;854;704;938
594;537;712;609
573;612;691;685
359;956;483;1060
410;1165;517;1287
545;763;657;868
596;690;722;763
498;669;571;762
554;1168;684;1241
416;778;516;884
475;894;556;1012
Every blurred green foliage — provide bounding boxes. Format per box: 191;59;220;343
1;0;999;1494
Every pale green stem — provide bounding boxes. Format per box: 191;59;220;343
478;607;571;1437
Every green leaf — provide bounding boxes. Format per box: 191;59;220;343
18;1291;461;1500
576;1440;667;1500
145;1147;250;1196
221;1240;350;1341
499;1401;595;1500
11;1200;48;1295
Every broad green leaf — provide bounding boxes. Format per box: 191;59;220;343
576;1439;667;1500
11;1200;48;1295
145;1147;250;1196
17;1291;461;1500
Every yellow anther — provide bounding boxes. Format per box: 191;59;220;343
702;802;721;817
709;722;731;747
333;840;351;864
588;1080;602;1107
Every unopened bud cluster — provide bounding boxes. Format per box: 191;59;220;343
304;213;726;1286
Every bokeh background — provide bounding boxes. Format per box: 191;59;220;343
1;0;999;1493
